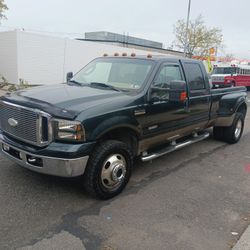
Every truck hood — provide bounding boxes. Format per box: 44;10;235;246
1;84;127;119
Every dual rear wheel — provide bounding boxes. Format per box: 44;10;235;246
213;112;244;144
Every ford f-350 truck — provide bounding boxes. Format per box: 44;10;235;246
0;55;247;199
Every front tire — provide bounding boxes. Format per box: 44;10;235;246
83;140;133;199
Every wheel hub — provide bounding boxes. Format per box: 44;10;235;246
111;164;126;182
235;119;242;139
101;154;127;190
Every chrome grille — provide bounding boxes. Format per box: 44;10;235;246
212;76;225;82
0;101;51;146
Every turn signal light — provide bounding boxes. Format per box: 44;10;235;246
180;92;187;102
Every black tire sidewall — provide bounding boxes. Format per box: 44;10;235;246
97;147;132;195
213;112;244;144
227;112;244;143
84;140;133;199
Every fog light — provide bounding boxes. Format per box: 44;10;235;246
26;155;43;167
27;156;37;163
3;144;10;152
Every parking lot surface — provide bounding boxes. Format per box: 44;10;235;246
0;92;250;250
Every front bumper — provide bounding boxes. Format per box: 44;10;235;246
212;82;232;88
0;133;92;177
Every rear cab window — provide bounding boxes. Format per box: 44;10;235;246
182;61;210;96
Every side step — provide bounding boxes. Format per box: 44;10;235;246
141;132;210;162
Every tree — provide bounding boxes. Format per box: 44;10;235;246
0;0;8;23
173;15;223;57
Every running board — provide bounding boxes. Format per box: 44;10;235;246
141;132;210;162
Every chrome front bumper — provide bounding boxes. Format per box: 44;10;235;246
0;140;89;177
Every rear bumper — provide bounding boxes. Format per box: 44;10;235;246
0;132;93;177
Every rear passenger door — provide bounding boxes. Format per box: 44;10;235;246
182;62;211;127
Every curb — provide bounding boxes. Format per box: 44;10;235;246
232;225;250;250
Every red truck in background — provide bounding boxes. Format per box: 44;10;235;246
212;64;250;88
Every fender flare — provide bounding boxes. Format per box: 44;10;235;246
215;93;247;127
89;115;141;140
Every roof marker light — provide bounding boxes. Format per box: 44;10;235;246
131;53;136;57
114;53;119;56
122;52;127;56
103;53;108;57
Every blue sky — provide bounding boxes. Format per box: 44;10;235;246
2;0;250;59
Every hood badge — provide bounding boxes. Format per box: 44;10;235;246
8;118;19;127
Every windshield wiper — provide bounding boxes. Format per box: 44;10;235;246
89;82;120;92
68;80;82;85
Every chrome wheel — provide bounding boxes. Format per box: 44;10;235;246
234;119;242;139
101;154;127;190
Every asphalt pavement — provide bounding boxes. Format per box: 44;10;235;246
0;92;250;250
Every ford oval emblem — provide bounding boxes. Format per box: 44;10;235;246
8;118;18;127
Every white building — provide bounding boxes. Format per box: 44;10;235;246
0;30;180;85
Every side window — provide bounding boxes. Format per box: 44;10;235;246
153;64;183;88
151;64;183;101
185;63;205;91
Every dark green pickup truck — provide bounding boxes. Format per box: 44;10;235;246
0;55;247;199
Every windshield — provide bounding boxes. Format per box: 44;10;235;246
212;67;238;75
71;58;154;91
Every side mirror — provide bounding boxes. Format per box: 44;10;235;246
66;72;73;82
169;80;187;103
150;86;169;103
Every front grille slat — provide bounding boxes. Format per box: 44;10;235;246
0;101;50;146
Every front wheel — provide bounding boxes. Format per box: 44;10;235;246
83;140;133;199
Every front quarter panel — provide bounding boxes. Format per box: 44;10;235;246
76;95;146;141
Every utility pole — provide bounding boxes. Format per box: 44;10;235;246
184;0;191;57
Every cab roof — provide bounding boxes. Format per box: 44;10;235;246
100;54;198;63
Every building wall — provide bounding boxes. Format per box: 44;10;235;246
63;39;165;78
17;31;65;85
82;40;184;56
0;30;177;85
85;31;163;49
0;31;18;84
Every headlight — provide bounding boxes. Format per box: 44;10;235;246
52;119;85;142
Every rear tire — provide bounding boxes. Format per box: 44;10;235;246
213;112;244;144
213;126;224;141
83;140;133;199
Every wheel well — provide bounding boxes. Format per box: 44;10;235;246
237;103;247;117
98;128;139;156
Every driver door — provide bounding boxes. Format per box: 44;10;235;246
142;63;189;148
